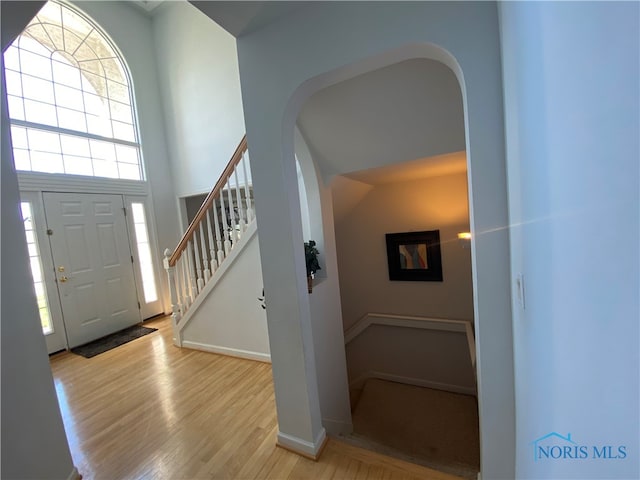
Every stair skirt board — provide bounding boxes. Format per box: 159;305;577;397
180;340;271;363
350;371;477;397
276;429;328;461
176;221;258;334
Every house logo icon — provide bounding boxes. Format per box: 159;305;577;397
531;432;628;461
531;432;583;462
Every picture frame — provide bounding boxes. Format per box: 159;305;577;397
385;230;443;282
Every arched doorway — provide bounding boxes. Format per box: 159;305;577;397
234;3;515;475
267;39;514;477
294;56;478;474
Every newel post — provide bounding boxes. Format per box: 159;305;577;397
163;248;182;347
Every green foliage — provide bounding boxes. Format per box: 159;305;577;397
260;241;321;307
304;240;321;276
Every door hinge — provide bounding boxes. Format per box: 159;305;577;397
47;228;53;235
131;255;134;263
123;207;127;216
137;301;141;309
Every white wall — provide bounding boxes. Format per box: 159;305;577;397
500;2;639;479
73;0;180;310
232;2;514;475
1;3;75;473
296;158;312;241
333;171;473;330
181;228;270;361
296;129;353;435
331;175;373;225
152;1;246;198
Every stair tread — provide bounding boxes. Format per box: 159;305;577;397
348;378;480;479
329;436;468;480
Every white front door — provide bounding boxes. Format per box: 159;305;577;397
43;192;141;348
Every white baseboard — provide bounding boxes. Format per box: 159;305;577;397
344;313;469;344
277;428;327;459
350;371;476;396
67;467;81;480
181;340;271;363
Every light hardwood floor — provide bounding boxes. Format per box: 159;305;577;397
50;316;462;480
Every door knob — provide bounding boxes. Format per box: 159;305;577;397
59;276;68;283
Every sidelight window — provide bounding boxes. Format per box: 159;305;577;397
20;202;54;335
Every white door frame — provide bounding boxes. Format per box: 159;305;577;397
124;195;164;320
20;186;165;353
20;190;68;354
43;191;142;348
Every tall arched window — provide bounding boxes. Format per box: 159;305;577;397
3;1;142;180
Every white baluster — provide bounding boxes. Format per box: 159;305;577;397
242;151;254;222
219;187;232;255
163;248;182;347
181;252;191;309
174;254;184;316
200;222;210;283
212;198;225;265
206;209;218;274
234;167;247;233
174;257;183;315
192;232;204;293
226;178;238;243
187;240;197;300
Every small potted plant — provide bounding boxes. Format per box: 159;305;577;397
304;240;321;293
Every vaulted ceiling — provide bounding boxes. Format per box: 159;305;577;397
177;3;469;185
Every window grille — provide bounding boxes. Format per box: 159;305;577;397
4;1;142;180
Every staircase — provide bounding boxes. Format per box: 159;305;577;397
346;378;480;480
163;136;263;350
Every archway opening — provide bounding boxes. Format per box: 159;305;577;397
293;56;479;475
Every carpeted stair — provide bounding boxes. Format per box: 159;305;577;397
346;378;480;480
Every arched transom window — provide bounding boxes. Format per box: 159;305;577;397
4;1;142;180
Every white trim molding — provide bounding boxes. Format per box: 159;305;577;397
181;340;270;364
350;371;477;397
18;171;149;195
344;312;476;368
345;312;477;395
277;428;328;460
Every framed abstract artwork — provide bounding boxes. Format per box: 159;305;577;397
385;230;443;282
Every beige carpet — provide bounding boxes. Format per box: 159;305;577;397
351;378;480;477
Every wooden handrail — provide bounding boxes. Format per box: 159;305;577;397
169;135;248;266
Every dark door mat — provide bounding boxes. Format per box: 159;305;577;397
71;325;158;358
